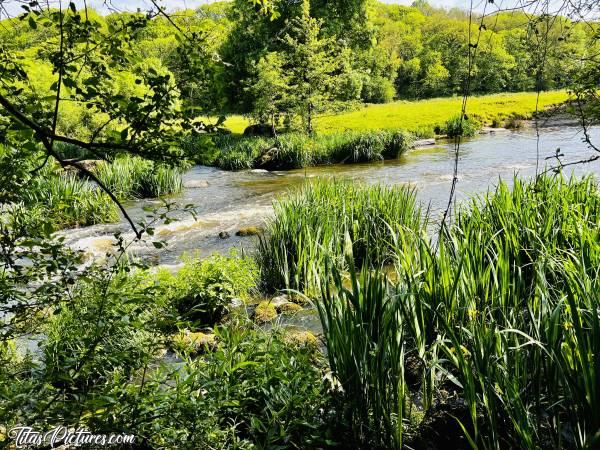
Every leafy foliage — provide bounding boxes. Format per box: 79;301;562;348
257;179;424;294
150;251;258;328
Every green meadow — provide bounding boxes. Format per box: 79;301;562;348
217;91;568;134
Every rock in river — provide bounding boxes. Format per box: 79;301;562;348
184;179;209;188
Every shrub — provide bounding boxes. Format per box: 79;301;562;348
442;115;481;137
362;76;396;104
123;322;338;449
213;134;270;171
275;133;315;168
152;251;258;328
43;272;162;392
412;125;436;138
383;130;414;158
505;116;524;129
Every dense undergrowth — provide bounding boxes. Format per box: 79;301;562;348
2;172;599;449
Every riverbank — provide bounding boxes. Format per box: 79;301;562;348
7;123;600;450
190;91;568;171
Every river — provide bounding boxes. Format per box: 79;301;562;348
58;124;600;268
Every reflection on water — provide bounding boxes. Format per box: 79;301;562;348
59;126;600;266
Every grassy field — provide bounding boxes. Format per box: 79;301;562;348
216;91;568;134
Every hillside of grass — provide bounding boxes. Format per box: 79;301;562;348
218;91;568;135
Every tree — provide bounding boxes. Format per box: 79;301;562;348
282;0;339;134
249;52;290;134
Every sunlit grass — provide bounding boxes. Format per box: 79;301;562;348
213;91;568;134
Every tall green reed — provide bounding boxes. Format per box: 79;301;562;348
317;235;406;449
27;173;120;227
256;178;424;294
314;174;600;449
93;156;183;200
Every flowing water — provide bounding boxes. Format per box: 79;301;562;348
59;125;600;268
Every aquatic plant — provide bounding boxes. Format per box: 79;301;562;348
27;174;120;227
316;174;600;449
257;178;423;294
93;156;183;200
207;129;414;171
317;238;407;449
137;165;183;198
442;115;481;137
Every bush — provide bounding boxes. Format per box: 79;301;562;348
122;322;338;449
442;115;481;137
362;76;396;104
151;251;258;327
43;272;163;393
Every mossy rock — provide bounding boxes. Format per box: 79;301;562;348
289;294;311;306
278;302;302;314
172;331;217;355
283;330;318;349
253;301;278;323
236;226;263;237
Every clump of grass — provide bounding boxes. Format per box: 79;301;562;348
504;115;524;129
93;156;183;200
440;115;481;137
257;178;424;294
207;130;414;171
317;240;407;449
137;165;183;198
27;174;120;228
53;141;97;160
213;134;270;170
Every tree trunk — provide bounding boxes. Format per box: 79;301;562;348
271;111;277;138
